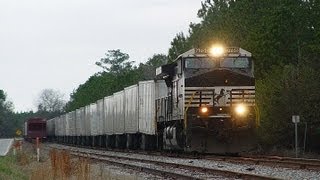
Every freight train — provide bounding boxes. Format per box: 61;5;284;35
47;46;257;153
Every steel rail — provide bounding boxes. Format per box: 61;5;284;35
229;155;320;170
73;152;204;180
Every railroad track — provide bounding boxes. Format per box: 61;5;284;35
95;146;320;171
106;148;320;171
205;155;320;171
46;144;278;179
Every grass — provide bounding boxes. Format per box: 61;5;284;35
30;149;90;180
0;155;27;180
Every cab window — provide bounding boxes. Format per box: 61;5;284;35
220;57;249;68
185;58;215;69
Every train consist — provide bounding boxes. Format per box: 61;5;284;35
47;46;257;153
24;117;47;141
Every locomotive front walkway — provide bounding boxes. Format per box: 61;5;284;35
0;138;14;156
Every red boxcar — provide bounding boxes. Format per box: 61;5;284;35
24;117;47;140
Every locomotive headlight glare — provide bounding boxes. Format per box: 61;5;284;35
210;45;224;57
200;106;208;114
235;104;247;115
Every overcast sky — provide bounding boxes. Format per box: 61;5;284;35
0;0;201;112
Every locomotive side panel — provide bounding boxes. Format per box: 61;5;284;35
155;80;168;123
155;80;168;99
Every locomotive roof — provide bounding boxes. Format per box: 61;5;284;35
174;47;252;61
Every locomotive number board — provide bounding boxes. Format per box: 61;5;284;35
195;47;240;54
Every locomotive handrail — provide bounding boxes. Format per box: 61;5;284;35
184;91;197;131
254;105;261;127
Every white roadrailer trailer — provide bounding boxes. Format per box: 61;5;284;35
113;91;125;135
54;117;60;137
75;107;86;136
50;80;168;149
46;118;56;140
138;80;157;135
68;111;76;137
104;95;114;135
75;109;81;136
124;84;139;134
60;114;67;137
96;98;105;136
84;105;91;137
89;103;98;136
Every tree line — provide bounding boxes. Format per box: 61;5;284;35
0;89;66;137
64;50;167;111
1;0;320;151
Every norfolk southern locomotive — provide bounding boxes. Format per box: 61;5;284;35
47;46;257;153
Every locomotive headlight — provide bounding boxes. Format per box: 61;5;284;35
235;104;247;116
210;45;224;57
200;106;208;114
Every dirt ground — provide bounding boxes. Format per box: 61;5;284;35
13;141;162;180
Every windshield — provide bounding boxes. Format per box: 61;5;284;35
185;58;215;69
185;57;250;69
220;57;249;68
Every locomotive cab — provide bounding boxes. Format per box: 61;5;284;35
156;46;257;153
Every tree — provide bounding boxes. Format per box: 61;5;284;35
138;54;168;80
95;49;134;74
168;32;192;61
0;90;5;101
36;89;66;113
257;64;320;148
0;90;15;137
0;90;13;111
66;49;142;111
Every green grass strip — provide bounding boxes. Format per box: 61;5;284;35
0;155;27;180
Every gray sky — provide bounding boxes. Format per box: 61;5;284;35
0;0;201;112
